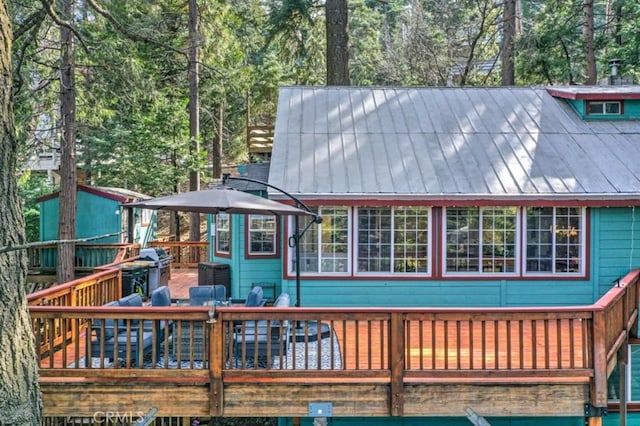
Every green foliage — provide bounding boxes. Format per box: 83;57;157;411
9;0;640;210
17;173;55;242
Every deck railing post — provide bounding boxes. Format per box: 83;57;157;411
591;309;608;409
209;314;224;417
389;312;404;416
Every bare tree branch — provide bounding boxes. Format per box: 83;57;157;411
0;232;122;255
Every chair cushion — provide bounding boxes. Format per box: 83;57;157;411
151;286;171;307
94;301;119;339
213;285;227;302
189;286;214;306
245;286;265;307
273;293;290;308
119;293;143;307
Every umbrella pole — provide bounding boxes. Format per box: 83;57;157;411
295;214;301;308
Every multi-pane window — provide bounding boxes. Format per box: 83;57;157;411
288;205;584;277
294;207;349;274
587;100;621;115
357;207;430;274
525;207;583;274
248;215;276;255
445;207;517;274
215;213;230;254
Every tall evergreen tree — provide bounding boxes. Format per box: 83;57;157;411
0;0;43;422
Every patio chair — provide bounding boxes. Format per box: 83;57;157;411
189;285;227;306
150;286;175;352
245;286;266;307
233;292;291;368
89;300;154;366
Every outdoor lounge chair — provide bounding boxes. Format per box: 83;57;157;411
189;285;227;306
233;292;291;367
89;299;154;366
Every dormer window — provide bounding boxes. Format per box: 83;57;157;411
587;100;622;115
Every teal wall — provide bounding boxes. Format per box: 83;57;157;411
567;98;640;120
211;207;640;308
594;207;640;297
211;214;283;301
40;190;122;243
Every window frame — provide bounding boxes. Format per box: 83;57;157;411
586;100;623;115
214;213;231;258
442;207;519;277
245;214;279;258
523;206;586;276
355;206;432;277
289;206;351;276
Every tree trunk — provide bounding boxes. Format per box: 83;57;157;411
0;1;43;422
583;0;597;84
188;0;201;243
501;0;516;85
58;0;78;284
326;0;349;86
212;101;223;179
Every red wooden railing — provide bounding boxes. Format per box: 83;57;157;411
28;269;640;415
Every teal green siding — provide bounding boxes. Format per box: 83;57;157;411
211;213;284;300
566;98;640;120
210;206;640;308
39;191;122;243
594;207;640;297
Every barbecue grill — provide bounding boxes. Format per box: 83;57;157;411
139;247;171;291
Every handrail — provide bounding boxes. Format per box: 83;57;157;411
28;268;640;415
148;240;208;268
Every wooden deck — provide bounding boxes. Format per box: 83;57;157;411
27;252;640;425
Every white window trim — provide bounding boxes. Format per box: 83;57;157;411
247;215;277;256
215;213;230;255
522;207;586;277
587;100;621;115
288;207;352;276
441;207;520;277
354;207;432;277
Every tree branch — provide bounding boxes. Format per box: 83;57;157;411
0;232;123;255
84;0;188;59
13;8;47;40
38;0;85;46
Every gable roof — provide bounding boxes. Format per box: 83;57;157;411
37;185;151;204
268;86;640;205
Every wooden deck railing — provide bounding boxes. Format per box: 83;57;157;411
27;243;140;273
148;240;208;268
29;269;640;416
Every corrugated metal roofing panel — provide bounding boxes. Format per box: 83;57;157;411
269;86;640;202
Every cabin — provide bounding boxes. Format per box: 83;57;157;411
31;86;640;426
37;184;155;246
207;85;640;425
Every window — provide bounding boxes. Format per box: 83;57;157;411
294;207;349;274
587;100;621;115
525;207;584;274
215;213;230;255
357;207;430;275
445;207;517;274
247;215;277;256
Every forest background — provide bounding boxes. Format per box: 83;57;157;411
9;0;640;242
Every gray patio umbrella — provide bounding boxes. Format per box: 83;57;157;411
123;187;314;216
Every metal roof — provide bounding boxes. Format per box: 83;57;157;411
268;86;640;204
